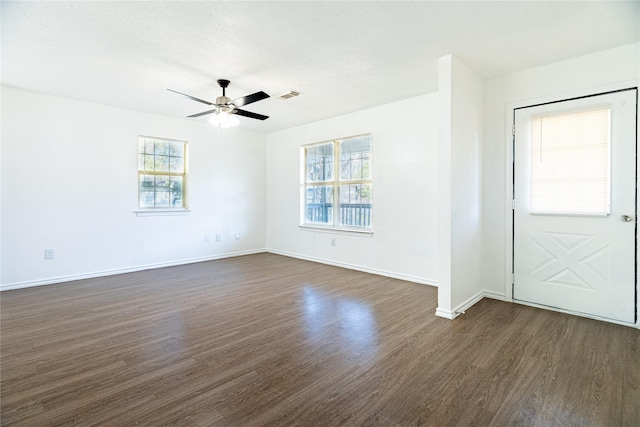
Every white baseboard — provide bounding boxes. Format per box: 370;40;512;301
482;290;508;301
267;248;438;287
0;249;267;291
436;291;483;320
436;290;508;320
435;307;458;319
453;290;485;315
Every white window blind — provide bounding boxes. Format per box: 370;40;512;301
530;107;611;216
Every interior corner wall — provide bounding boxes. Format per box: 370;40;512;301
482;42;640;300
1;86;267;290
436;55;484;319
265;93;439;284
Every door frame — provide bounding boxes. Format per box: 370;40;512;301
504;81;639;328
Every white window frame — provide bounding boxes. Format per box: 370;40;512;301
136;136;189;216
300;134;373;234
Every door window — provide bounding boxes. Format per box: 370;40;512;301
530;107;611;216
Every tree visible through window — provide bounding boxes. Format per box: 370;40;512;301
138;136;187;209
302;134;372;230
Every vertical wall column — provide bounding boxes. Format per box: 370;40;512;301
436;55;484;319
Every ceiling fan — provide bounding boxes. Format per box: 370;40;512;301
168;79;270;128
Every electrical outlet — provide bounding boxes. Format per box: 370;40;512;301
331;238;336;246
204;235;210;242
215;234;221;242
44;248;55;260
235;233;240;240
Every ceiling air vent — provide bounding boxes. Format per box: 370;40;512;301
277;90;301;100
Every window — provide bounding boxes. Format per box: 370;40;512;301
530;107;610;215
138;136;187;209
302;134;372;230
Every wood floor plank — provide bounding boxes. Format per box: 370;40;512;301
1;253;638;426
623;326;640;426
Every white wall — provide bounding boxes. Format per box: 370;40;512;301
1;87;267;289
436;55;484;318
4;42;636;313
266;94;439;284
482;42;640;298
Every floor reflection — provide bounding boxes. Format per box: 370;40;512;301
302;286;377;360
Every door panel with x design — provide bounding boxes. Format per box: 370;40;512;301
530;231;608;291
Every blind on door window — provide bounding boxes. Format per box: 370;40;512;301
530;107;610;215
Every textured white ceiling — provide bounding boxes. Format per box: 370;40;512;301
2;1;639;133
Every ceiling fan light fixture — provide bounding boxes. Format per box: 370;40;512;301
208;108;239;128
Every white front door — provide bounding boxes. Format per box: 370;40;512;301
513;89;637;324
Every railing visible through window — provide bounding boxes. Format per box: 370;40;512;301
306;203;372;227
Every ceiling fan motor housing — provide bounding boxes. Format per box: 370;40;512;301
216;96;232;106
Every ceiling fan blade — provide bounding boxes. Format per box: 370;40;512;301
234;108;269;121
187;109;217;118
232;91;270;108
167;89;214;106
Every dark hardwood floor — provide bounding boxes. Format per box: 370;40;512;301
1;253;638;426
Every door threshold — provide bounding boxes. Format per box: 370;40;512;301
512;299;638;329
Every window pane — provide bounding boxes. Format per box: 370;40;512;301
530;107;610;215
155;141;170;156
339;184;372;228
139;174;184;208
154;175;169;188
154;154;170;172
138;139;185;173
170;143;184;157
169;176;183;207
138;139;155;155
154;190;170;207
169;156;184;173
139;191;155;208
340;135;372;181
140;174;154;189
305;186;333;224
306;143;334;182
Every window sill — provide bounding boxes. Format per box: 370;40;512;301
135;209;191;217
298;224;373;237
